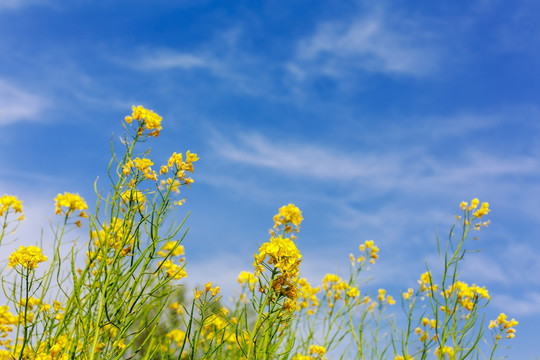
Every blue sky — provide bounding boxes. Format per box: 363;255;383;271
1;0;539;358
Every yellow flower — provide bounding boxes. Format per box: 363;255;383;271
8;246;47;269
121;189;146;210
273;203;303;233
434;346;454;358
377;289;386;302
157;241;184;257
160;260;187;280
237;271;257;290
131;105;162;135
54;192;87;216
0;194;23;217
167;329;186;347
402;288;413;300
309;344;327;357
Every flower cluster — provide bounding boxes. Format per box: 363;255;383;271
120;189;146;211
0;195;23;220
122;157;158;181
377;289;396;305
418;271;438;295
292;344;327;360
90;218;135;258
414;317;437;342
0;305;17;347
160;260;187;280
158;241;187;281
272;203;303;234
489;313;518;339
125;105;163;137
162;150;199;189
8;245;47;269
297;278;320;314
157;241;184;257
459;198;491;229
237;271;257;291
434;345;454;358
358;240;379;264
254;234;302;300
54;192;88;217
442;281;490;311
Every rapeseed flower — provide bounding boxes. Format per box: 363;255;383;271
237;271;257;291
121;189;146;211
54;192;87;217
273;203;303;234
157;241;184;257
0;194;23;218
129;105;163;136
489;313;518;338
8;245;47;269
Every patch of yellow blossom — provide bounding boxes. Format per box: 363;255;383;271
418;271;438;294
291;345;327;360
297;278;320;313
90;218;135;254
0;305;17;344
160;260;187;280
309;344;327;359
237;271;257;291
359;240;379;264
167;329;186;347
125;105;163;137
322;274;364;307
120;189;146;211
157;241;185;257
460;198;491;224
434;345;454;358
394;355;414;360
54;192;87;217
205;281;221;297
254;234;302;300
169;302;184;316
442;281;490;311
402;287;414;300
8;245;47;269
161;151;199;190
122;157;158;181
159;178;182;194
0;194;23;220
489;313;518;339
272;203;303;235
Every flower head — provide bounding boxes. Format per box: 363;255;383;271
54;192;87;217
273;203;303;234
0;194;23;218
8;246;47;269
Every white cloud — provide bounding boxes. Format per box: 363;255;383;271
211;131;399;181
134;51;214;71
0;0;55;11
0;79;47;125
493;292;540;316
293;7;441;78
210;128;539;188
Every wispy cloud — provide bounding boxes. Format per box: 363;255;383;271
130;51;214;71
292;6;441;78
209;127;539;187
493;292;540;316
0;0;55;11
0;79;48;125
